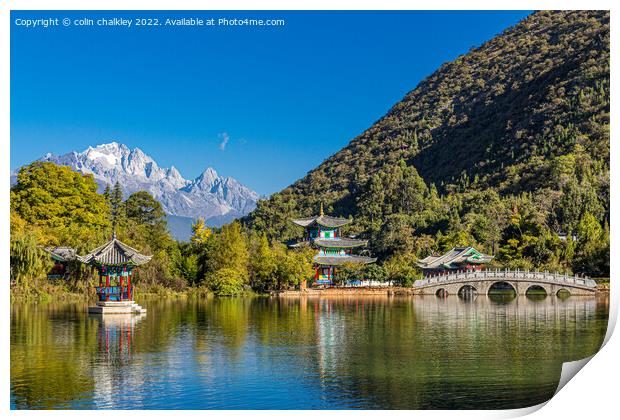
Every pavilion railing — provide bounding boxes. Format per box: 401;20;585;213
413;269;597;289
95;286;131;301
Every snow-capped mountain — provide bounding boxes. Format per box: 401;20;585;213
24;142;259;230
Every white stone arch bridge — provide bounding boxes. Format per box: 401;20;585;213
413;269;597;296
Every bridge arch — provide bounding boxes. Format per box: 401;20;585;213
435;288;448;298
556;288;571;298
457;284;477;299
487;281;517;296
525;284;548;297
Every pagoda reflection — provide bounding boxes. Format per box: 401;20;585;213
95;313;146;362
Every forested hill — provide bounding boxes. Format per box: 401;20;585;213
245;11;609;276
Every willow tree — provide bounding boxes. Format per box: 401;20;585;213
10;232;47;286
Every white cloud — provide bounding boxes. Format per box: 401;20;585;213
218;132;229;151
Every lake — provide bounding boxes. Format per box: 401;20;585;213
10;294;609;409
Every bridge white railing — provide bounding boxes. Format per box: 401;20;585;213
413;269;597;289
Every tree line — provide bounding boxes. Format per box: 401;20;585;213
248;156;609;283
10;158;609;300
10;162;317;297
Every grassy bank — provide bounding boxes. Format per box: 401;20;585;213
11;275;610;303
10;282;95;303
9;281;269;303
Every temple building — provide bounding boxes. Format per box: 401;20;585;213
290;205;376;286
44;246;79;280
417;246;493;276
80;233;151;314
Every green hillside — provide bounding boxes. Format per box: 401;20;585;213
246;10;610;276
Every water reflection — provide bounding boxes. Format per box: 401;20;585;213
92;314;146;409
11;294;609;410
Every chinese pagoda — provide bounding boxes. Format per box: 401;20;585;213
290;204;376;286
417;246;493;276
81;233;151;314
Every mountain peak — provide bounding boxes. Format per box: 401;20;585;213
24;141;260;232
84;143;122;167
97;140;119;147
198;167;218;181
187;167;220;192
90;141;125;152
167;165;182;178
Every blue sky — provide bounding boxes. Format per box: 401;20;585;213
11;10;531;195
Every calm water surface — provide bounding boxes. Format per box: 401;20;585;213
11;294;609;409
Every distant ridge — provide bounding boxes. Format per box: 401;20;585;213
245;10;609;240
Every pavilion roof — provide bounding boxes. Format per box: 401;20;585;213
313;254;377;266
313;238;368;248
45;246;79;262
416;246;493;269
292;215;351;228
79;235;152;267
288;240;311;248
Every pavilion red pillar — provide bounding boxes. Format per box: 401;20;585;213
105;274;110;301
99;266;105;301
119;274;123;301
127;273;132;301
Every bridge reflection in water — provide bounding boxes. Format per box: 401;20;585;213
414;293;600;323
297;293;608;409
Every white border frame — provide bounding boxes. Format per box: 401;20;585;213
2;2;617;419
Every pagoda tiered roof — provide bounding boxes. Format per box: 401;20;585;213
417;246;493;270
79;234;152;267
290;206;376;273
288;237;368;249
291;215;351;228
313;238;367;248
313;254;377;266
